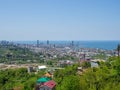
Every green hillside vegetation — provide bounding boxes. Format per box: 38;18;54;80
54;57;120;90
0;44;44;64
0;68;45;90
0;57;120;90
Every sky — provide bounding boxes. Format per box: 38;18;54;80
0;0;120;41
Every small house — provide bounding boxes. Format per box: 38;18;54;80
40;80;56;90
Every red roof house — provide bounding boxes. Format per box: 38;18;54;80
44;80;56;90
38;80;56;90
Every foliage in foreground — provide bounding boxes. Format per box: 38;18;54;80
0;68;45;90
0;57;120;90
54;57;120;90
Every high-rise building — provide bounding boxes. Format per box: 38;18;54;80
53;44;56;48
47;40;49;45
37;40;39;47
72;41;74;46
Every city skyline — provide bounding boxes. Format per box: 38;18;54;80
0;0;120;41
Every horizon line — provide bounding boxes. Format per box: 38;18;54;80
0;40;120;42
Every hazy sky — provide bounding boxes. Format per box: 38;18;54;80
0;0;120;41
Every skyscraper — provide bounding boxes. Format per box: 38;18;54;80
72;41;74;46
37;40;39;47
47;40;49;45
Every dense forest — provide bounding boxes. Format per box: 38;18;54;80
0;57;120;90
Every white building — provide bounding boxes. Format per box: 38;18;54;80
38;65;47;70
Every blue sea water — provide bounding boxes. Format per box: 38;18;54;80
14;41;120;50
77;41;119;50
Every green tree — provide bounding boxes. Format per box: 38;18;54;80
56;75;81;90
81;61;91;68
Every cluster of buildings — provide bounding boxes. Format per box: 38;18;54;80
35;72;56;90
0;40;116;61
0;40;118;69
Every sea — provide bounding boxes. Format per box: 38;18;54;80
14;41;120;50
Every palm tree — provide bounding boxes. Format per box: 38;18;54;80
117;44;120;57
